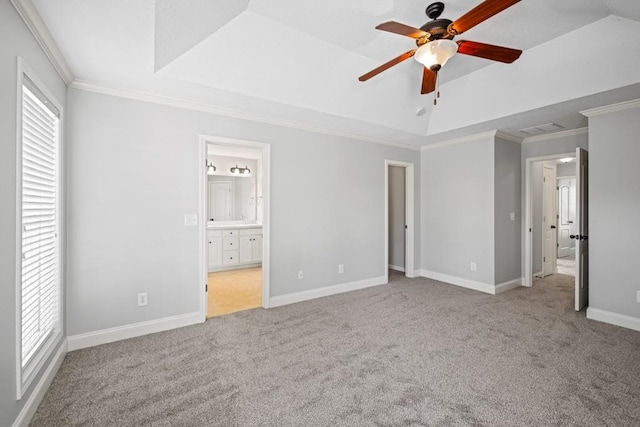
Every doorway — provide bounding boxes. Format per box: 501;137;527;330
384;160;415;282
557;174;577;276
199;136;271;320
524;149;589;311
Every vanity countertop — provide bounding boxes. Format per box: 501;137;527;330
207;223;262;230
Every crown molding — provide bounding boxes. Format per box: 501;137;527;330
10;0;74;85
580;98;640;117
495;130;523;143
421;130;499;151
69;79;420;151
521;127;588;144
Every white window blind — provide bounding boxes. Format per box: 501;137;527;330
20;77;60;370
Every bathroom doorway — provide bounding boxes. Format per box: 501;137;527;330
199;136;271;320
384;160;415;281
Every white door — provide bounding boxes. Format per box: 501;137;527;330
557;178;576;258
209;181;231;221
542;164;557;277
574;148;589;311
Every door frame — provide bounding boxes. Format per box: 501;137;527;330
524;152;573;286
199;135;271;320
384;160;415;282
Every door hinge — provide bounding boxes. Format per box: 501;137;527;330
205;284;208;292
543;257;546;262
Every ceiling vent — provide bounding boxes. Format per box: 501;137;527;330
519;122;564;135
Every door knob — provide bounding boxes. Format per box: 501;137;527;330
570;234;577;239
580;235;588;240
550;225;556;229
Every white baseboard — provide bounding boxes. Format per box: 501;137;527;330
12;339;68;427
67;311;203;351
533;270;544;278
587;307;640;332
269;275;387;308
388;264;405;272
495;278;523;294
418;269;496;294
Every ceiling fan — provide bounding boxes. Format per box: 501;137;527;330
359;0;523;99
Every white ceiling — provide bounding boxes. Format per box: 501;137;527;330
31;0;640;147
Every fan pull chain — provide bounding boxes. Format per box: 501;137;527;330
433;72;441;106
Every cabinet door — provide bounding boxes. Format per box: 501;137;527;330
208;237;223;267
252;235;263;262
239;235;253;263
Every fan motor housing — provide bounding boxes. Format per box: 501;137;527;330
420;18;454;41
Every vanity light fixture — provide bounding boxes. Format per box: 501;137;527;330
230;165;251;175
206;161;216;174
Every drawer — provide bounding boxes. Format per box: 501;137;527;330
222;250;239;265
222;230;237;237
207;230;222;238
239;228;262;236
223;237;238;250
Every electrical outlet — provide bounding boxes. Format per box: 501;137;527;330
637;290;640;303
338;264;344;274
470;262;477;272
184;214;197;226
137;292;148;307
298;270;304;279
510;212;515;221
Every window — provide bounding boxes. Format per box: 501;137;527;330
17;62;63;398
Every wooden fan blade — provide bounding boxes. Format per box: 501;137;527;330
457;40;522;63
421;68;436;94
358;50;416;82
451;0;521;35
376;21;427;39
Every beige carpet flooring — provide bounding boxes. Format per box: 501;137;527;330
208;267;262;318
30;272;640;426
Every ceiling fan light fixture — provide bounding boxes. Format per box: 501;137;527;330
414;39;458;71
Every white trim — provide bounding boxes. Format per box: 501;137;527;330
384;160;416;282
12;340;67;427
587;308;640;332
419;269;496;295
494;278;523;294
209;263;261;273
200;136;271;312
269;276;387;308
580;98;640;117
70;80;420;151
67;312;202;351
9;0;74;85
422;130;499;151
495;131;523;143
523;152;575;287
522;127;588;144
389;264;405;272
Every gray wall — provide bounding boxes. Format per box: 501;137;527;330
494;138;521;284
0;1;68;425
589;106;640;319
556;161;575;177
421;136;495;284
66;88;421;335
388;165;405;269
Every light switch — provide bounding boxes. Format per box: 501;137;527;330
184;214;198;226
510;212;515;221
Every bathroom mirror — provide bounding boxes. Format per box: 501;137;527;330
208;175;257;222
